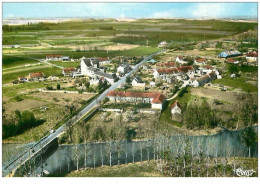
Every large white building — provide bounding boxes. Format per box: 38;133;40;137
80;58;118;84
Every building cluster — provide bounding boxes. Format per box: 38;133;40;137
106;91;166;110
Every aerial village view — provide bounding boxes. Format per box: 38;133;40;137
1;2;258;179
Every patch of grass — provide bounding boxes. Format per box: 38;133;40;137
212;77;257;92
63;161;164;177
2;55;39;69
2;66;62;84
51;61;80;68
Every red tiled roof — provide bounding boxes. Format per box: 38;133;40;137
156;65;194;74
106;91;166;104
195;58;206;62
247;51;258;57
156;61;176;67
29;72;45;78
171;100;181;110
46;54;62;58
227;58;235;63
98;57;109;61
63;68;76;73
177;66;194;72
156;68;179;74
204;65;213;69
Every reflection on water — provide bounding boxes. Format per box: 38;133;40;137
2;142;34;168
35;128;258;175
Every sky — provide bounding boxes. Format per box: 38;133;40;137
3;2;258;19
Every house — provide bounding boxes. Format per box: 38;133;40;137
200;65;213;74
150;81;156;87
218;50;241;58
47;76;59;81
158;41;167;48
90;76;101;86
98;57;111;65
226;58;239;64
191;71;217;87
246;51;258;63
95;71;118;85
62;68;76;76
147;59;157;64
62;56;70;61
18;76;28;83
106;91;166;110
46;54;62;61
171;100;181;115
80;58;118;84
194;58;207;66
156;61;176;67
176;56;188;64
12;44;20;48
153;66;194;80
132;76;145;90
27;72;45;81
230;74;236;78
117;64;131;74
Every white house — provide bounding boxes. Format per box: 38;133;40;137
132;76;145;90
246;57;257;63
106;91;166;110
176;56;188;64
158;41;167;48
150;81;156;87
62;68;76;77
90;76;101;86
117;64;131;74
98;57;111;65
171;100;181;115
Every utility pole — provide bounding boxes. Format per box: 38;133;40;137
146;40;149;47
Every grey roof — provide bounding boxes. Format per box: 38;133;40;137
96;71;117;80
83;58;99;67
88;67;99;72
133;76;143;83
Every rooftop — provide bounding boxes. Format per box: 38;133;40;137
106;91;166;104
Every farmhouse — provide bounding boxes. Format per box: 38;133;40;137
246;51;258;62
226;58;239;64
194;58;207;66
158;41;167;48
176;56;188;64
62;56;70;61
153;66;194;80
62;68;76;77
46;54;62;61
80;58;118;84
117;63;131;74
98;57;111;65
27;72;45;81
191;71;217;87
171;100;181;115
106;91;166;110
156;61;176;67
132;76;146;90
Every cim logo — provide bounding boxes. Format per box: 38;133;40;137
235;167;256;177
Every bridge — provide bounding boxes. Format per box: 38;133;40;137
2;49;165;177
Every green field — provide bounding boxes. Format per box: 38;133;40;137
212;77;258;92
2;55;39;69
2;66;62;84
3;19;257;46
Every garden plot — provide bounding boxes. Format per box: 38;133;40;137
190;86;240;104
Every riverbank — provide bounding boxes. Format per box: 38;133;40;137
48;157;257;177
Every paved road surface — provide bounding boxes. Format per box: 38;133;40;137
2;49;164;177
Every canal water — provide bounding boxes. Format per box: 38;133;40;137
33;128;258;175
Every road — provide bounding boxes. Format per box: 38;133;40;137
2;49;165;177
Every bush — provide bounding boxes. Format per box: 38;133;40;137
46;86;53;90
178;87;188;97
57;84;61;90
